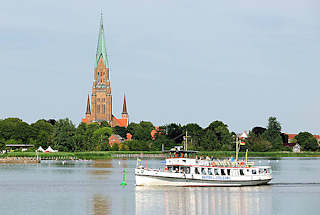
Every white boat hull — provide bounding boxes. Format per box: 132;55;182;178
136;172;271;187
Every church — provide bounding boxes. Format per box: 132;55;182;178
82;15;128;127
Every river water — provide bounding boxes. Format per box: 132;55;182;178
0;158;319;215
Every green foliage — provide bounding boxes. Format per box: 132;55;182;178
126;140;150;151
112;126;128;138
31;119;54;149
263;117;283;150
0;118;37;143
52;118;76;152
247;133;272;152
127;121;154;141
183;123;204;149
111;143;119;151
0;138;6;151
165;123;184;144
295;132;319;151
203;121;233;151
151;135;175;151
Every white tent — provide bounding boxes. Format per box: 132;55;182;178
37;146;45;152
240;131;248;139
45;146;58;153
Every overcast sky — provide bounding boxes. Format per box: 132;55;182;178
1;0;319;133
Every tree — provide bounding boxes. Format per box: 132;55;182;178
151;135;175;151
295;132;319;151
0;118;37;143
247;132;272;152
111;143;119;151
31;119;54;149
126;140;150;151
0;138;6;151
52;118;76;152
206;121;232;150
200;129;219;151
93;127;113;150
166;123;184;144
127;121;154;141
251;127;266;136
183;123;204;149
113;126;128;138
263;117;283;150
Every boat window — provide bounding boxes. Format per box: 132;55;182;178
168;166;172;172
252;169;256;174
208;168;213;175
201;168;207;175
185;167;190;174
259;169;264;174
214;168;219;175
227;169;231;176
221;169;226;176
240;169;244;176
174;166;179;173
195;167;200;174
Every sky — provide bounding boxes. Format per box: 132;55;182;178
0;0;319;133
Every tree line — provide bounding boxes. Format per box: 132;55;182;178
0;117;318;152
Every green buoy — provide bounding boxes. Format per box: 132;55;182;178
120;169;127;186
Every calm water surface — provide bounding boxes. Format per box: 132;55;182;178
0;158;319;215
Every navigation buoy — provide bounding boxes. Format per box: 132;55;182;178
120;169;127;186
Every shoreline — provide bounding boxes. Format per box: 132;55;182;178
0;151;320;161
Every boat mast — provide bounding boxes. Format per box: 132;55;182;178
183;130;191;151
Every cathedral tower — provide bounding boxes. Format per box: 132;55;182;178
82;14;129;127
90;14;112;122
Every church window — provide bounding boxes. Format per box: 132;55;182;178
97;105;100;113
103;104;105;113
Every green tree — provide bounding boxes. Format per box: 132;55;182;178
113;126;128;138
152;135;175;151
166;123;184;144
0;118;37;143
200;129;219;151
93;127;113;151
111;143;119;151
74;123;88;151
247;132;272;152
127;121;154;141
31;119;54;149
183;123;204;150
52;118;76;152
205;121;232;150
0;138;6;151
295;132;319;151
263;117;283;150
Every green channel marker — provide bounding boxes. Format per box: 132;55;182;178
120;169;127;186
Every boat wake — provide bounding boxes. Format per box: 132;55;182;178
270;182;320;186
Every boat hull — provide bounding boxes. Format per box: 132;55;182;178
136;174;271;187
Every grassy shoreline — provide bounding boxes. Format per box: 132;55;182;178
1;151;320;160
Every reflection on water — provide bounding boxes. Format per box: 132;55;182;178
93;194;110;215
135;186;272;215
89;160;113;176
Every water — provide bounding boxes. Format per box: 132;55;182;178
0;158;319;215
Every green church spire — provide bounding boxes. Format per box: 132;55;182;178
95;13;109;68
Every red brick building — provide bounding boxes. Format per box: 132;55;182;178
82;15;128;127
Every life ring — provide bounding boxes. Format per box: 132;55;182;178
211;162;216;166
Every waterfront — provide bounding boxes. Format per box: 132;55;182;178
0;158;319;215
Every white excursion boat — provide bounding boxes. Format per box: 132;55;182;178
135;135;272;187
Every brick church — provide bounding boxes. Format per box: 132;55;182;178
82;15;128;127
